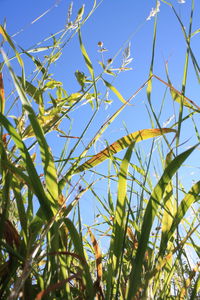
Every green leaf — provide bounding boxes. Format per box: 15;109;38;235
167;180;200;243
2;50;58;206
44;80;62;90
191;28;200;38
102;79;130;104
0;113;53;219
22;107;64;139
106;143;134;299
18;76;43;104
75;70;87;90
99;62;116;76
78;29;94;80
45;51;62;63
0;26;24;68
160;150;176;255
126;143;199;299
62;218;94;299
12;179;28;240
165;65;199;110
27;46;55;53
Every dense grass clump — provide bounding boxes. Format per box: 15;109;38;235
0;1;199;299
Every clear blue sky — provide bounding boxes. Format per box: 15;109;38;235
1;0;200;248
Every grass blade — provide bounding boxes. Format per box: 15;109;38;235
78;29;94;80
2;50;58;204
74;128;176;174
106;143;134;299
62;218;94;299
0;73;5;114
0;113;53;219
0;26;24;68
166;180;200;244
102;78;130;104
126;143;199;299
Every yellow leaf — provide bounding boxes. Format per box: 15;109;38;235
74;128;176;173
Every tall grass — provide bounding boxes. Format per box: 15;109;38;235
0;1;200;299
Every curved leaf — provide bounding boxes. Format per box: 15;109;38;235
74;128;176;174
0;113;53;219
127;143;199;299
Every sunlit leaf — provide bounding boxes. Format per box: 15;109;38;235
99;61;116;76
107;143;134;298
191;28;200;37
167;180;200;243
45;51;62;64
78;29;94;79
27;46;55;53
75;70;87;90
102;79;130;104
0;73;5;114
88;228;103;282
18;76;43;104
0;26;24;67
44;80;62;90
165;66;199;110
2;50;59;204
74;128;176;174
160;150;176;255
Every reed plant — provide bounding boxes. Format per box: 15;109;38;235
0;1;199;299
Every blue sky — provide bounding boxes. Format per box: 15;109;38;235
1;0;200;251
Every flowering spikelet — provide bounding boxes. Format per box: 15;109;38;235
146;1;161;21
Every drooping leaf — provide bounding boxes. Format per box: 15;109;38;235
22;107;66;139
74;128;176;174
18;76;43;104
0;113;53;219
165;66;199;110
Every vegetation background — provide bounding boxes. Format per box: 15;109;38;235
0;0;200;299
